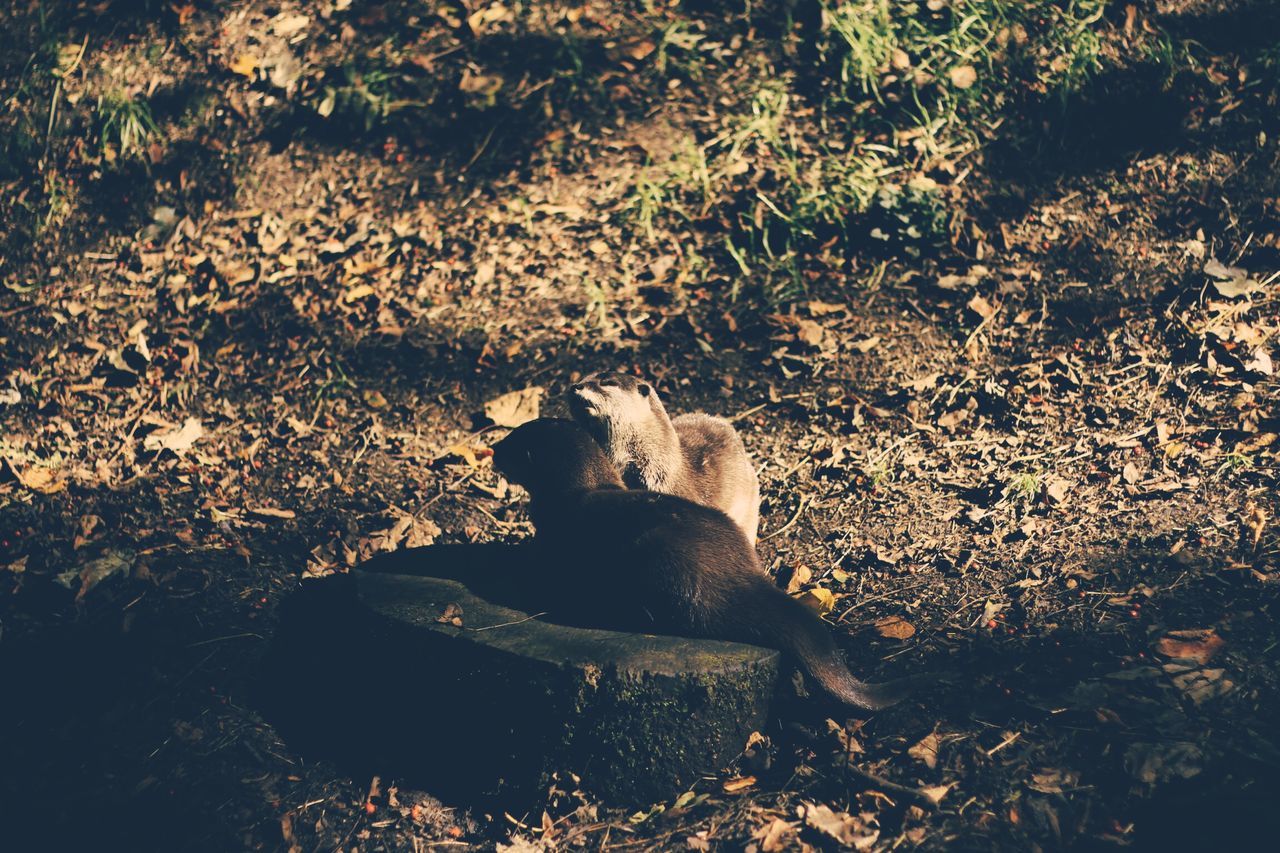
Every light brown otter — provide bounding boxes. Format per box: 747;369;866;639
567;372;761;546
492;418;924;712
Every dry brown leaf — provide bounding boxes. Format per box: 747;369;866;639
621;39;656;61
56;551;133;602
343;283;375;302
808;300;846;316
9;461;66;494
785;564;813;594
436;602;464;628
248;506;296;521
801;803;878;849
1155;629;1225;664
1044;479;1069;505
967;293;997;320
1243;501;1267;548
921;782;955;805
795;318;826;347
949;64;978;89
908;730;940;768
875;615;916;640
753;818;796;853
722;775;756;793
144;417;204;454
485;387;544;428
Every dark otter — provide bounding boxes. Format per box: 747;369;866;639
567;371;761;546
492;418;919;711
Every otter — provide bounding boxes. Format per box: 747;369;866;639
567;372;761;546
492;418;921;712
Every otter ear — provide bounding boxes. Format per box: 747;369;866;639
638;384;651;397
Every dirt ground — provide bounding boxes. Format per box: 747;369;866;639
2;1;1279;850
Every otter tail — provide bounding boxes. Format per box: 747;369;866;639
728;586;924;711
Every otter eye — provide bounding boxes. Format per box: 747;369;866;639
638;384;651;397
599;377;618;387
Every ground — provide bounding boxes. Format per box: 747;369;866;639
2;1;1279;850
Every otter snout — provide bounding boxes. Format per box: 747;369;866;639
569;381;604;416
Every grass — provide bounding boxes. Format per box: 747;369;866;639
618;0;1135;299
97;90;159;161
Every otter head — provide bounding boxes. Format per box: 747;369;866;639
567;372;667;443
492;418;623;495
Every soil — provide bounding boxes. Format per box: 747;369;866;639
2;1;1279;850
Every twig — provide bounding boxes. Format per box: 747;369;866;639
467;612;549;632
761;496;810;542
986;731;1021;756
729;402;769;423
845;764;940;811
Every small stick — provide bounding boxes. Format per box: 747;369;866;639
845;764;940;811
761;496;810;542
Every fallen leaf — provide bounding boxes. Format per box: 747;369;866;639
722;775;756;793
436;602;464;628
55;550;133;602
248;506;296;521
797;587;836;615
1155;629;1225;664
363;389;389;409
7;460;65;494
1245;348;1273;376
967;293;998;320
949;64;978;89
485;387;544;428
808;300;846;316
621;39;656;61
920;782;955;805
1125;741;1203;787
795;318;826;347
271;12;310;37
1028;768;1079;794
74;514;104;549
144;417;204;454
784;564;813;594
1204;258;1262;297
229;54;259;78
1044;479;1069;505
1243;501;1267;548
908;730;939;768
753;818;796;853
801;803;878;849
875;615;916;640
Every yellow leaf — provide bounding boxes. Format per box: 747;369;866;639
798;587;836;615
229;54;259;78
343;283;375;302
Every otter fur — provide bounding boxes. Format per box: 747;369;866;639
492;418;920;712
567;372;761;545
